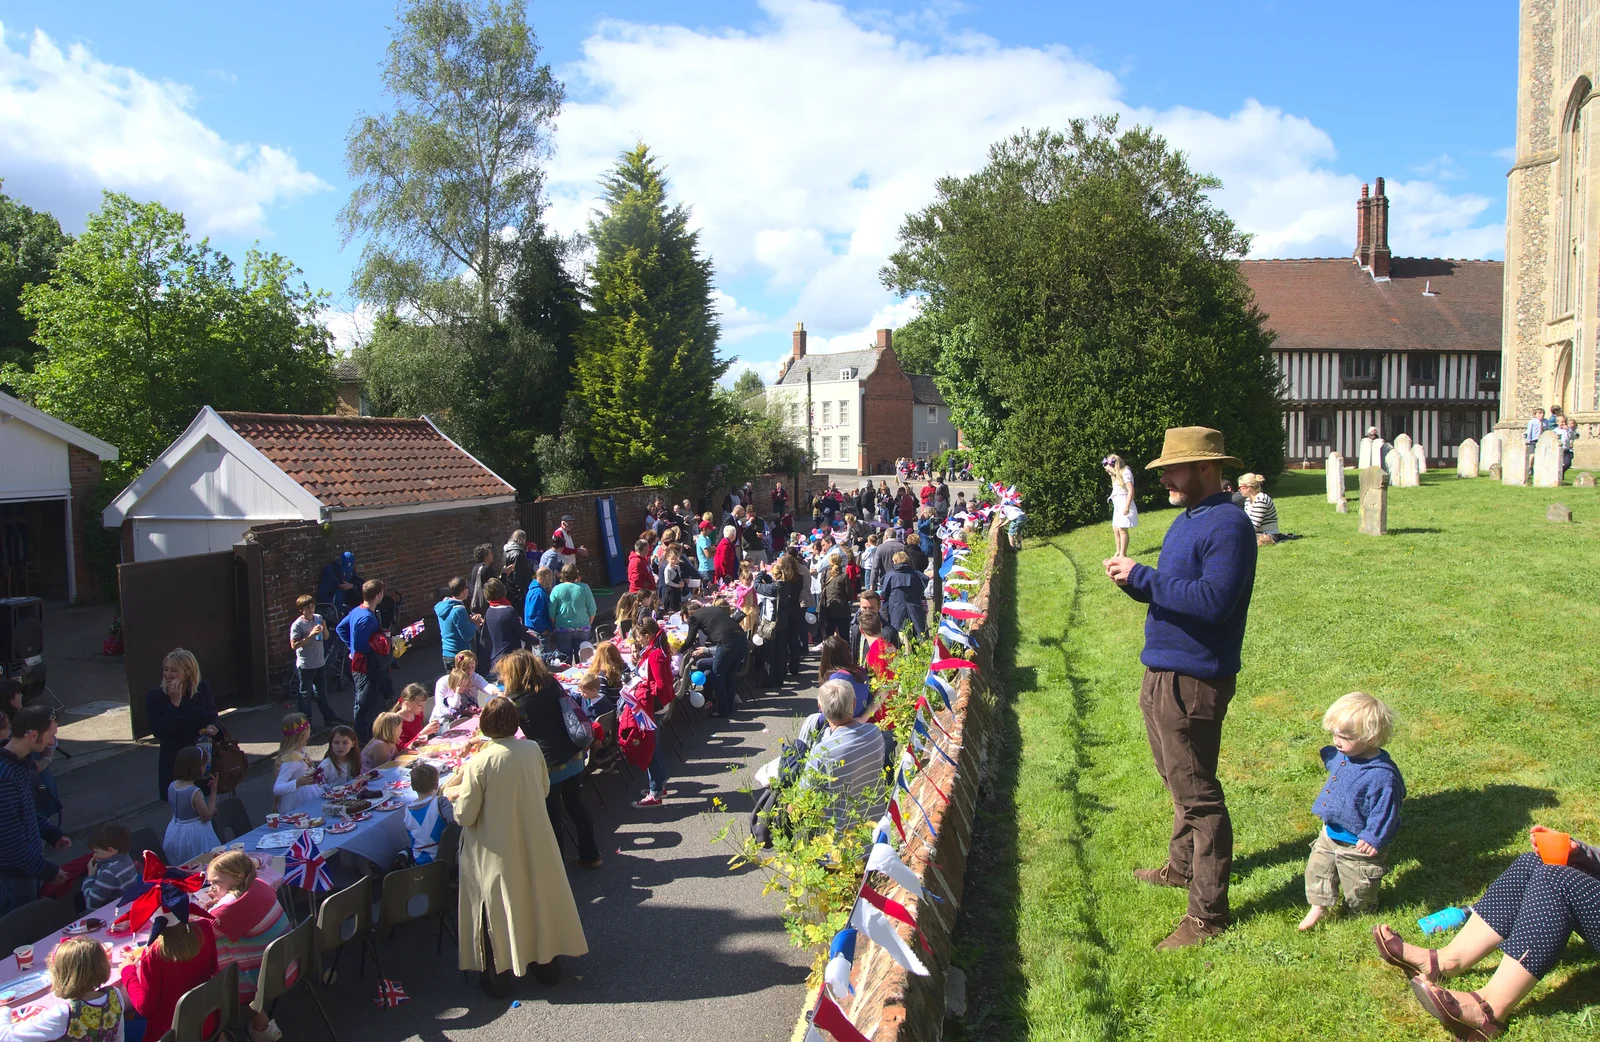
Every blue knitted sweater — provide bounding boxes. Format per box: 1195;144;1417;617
1311;746;1405;849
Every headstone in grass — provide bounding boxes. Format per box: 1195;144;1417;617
1325;452;1345;504
1502;438;1528;486
1382;446;1399;485
1412;444;1428;475
1479;430;1502;473
1547;502;1573;523
1532;430;1563;487
1358;467;1387;536
1456;438;1480;478
1358;435;1382;469
1489;462;1503;481
1575;472;1597;488
1395;443;1420;487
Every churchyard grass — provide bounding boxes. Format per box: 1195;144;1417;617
949;470;1600;1041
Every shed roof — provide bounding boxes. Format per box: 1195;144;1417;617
1240;257;1503;354
906;373;945;405
0;391;119;461
776;348;881;385
216;413;514;511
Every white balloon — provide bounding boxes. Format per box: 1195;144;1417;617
689;690;706;708
752;634;765;646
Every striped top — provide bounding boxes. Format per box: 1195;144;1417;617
1245;493;1279;534
802;721;887;828
210;879;291;1000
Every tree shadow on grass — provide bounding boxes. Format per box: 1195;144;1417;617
1231;784;1558;923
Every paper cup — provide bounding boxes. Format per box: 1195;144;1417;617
13;946;32;971
1534;830;1571;866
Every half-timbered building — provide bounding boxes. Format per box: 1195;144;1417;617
1242;179;1504;466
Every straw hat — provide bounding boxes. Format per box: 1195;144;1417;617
1144;426;1243;470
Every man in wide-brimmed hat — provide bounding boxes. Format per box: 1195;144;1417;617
1104;426;1258;949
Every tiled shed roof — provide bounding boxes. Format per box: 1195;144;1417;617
906;373;945;405
218;413;514;510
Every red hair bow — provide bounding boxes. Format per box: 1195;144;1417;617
115;851;208;933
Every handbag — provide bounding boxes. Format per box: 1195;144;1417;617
559;695;594;751
209;725;249;794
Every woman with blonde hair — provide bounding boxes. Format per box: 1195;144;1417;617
146;648;219;802
206;850;290;1041
1103;454;1138;557
1237;473;1282;546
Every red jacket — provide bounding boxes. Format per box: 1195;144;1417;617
123;920;220;1040
637;645;674;713
713;538;738;582
627;551;657;593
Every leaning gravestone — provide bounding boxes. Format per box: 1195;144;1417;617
1532;430;1563;487
1502;438;1529;486
1547;502;1573;523
1412;444;1428;476
1456;438;1480;478
1358;467;1387;536
1575;472;1597;488
1326;452;1345;504
1479;430;1502;474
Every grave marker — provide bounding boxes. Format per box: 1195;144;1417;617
1358;467;1387;536
1456;438;1480;478
1532;430;1563;487
1326;452;1345;504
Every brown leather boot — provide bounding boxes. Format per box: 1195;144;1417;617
1157;914;1226;949
1132;864;1190;889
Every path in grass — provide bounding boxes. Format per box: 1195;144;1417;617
949;471;1600;1042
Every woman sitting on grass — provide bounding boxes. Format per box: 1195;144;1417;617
1238;473;1298;545
1371;826;1599;1040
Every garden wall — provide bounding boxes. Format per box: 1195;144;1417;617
806;517;1007;1040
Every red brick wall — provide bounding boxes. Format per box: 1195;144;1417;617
861;346;914;475
249;501;519;686
67;446;104;601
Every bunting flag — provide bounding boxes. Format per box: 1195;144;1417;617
941;604;986;621
805;991;873;1042
851;888;930;975
900;754;949;807
938;620;977;651
924;673;956;711
860;882;934;954
373;979;410;1008
930;657;979;674
913;716;959;768
867;842;942;903
896;769;939;839
945;576;979;587
881;800;908;846
824;928;857;1001
914;695;955;739
284;832;332;892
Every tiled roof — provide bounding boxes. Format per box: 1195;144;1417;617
776;348;881;385
906;373;945;405
218;413;514;510
331;358;360;381
1240;257;1503;354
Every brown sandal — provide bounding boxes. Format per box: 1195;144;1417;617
1408;978;1505;1041
1372;924;1440;983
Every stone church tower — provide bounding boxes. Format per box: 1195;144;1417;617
1502;0;1600;466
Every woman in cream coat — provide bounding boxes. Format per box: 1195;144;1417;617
444;696;587;996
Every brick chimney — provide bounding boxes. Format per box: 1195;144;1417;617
1370;177;1391;278
792;322;807;360
1354;183;1371;269
875;328;892;350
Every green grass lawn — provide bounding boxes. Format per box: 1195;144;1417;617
949;470;1600;1041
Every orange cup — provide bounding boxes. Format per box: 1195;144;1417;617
1534;830;1571;866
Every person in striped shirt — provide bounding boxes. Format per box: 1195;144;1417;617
1237;474;1282;546
81;823;140;911
799;679;887;830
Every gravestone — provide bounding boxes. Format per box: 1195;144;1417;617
1394;432;1414;458
1502;438;1528;486
1326;452;1345;504
1395;444;1420;487
1357;436;1382;470
1412;444;1428;476
1532;430;1563;487
1479;430;1502;473
1358;467;1387;536
1489;463;1503;481
1547;502;1573;523
1336;496;1349;514
1456;438;1480;478
1575;471;1597;488
1382;446;1399;485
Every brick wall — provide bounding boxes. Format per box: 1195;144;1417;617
248;501;519;688
798;517;1006;1041
861;346;915;475
67;446;104;601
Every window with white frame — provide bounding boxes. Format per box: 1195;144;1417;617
927;405;937;422
838;435;850;463
916;440;928;455
839;399;848;425
820;436;832;460
822;401;832;424
788;401;799;424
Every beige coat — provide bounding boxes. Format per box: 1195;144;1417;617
447;737;588;972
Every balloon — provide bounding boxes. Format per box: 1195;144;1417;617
689;689;706;708
751;634;765;646
805;611;818;625
690;671;707;686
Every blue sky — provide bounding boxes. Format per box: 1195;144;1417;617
0;0;1515;381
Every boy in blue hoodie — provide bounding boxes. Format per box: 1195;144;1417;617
1299;692;1405;930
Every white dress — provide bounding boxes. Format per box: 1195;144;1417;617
273;757;326;817
1109;467;1139;529
163;783;220;865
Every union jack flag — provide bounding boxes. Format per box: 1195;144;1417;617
373;979;410;1008
284;832;332;892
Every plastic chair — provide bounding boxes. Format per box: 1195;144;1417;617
168;962;239;1042
594;623;617;643
129;827;166;865
252;918;337;1041
212;797;253;843
0;898;77;953
376;859;453;956
312;876;379;984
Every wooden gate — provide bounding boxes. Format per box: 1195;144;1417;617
119;545;268;738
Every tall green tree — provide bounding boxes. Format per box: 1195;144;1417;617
884;117;1284;531
573;144;726;486
0;193;334;481
886;312;941;375
0;182;72;372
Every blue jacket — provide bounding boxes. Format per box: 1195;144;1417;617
1121;492;1256;679
336;605;384;668
435;598;476;658
1311;746;1405;849
524;583;551;633
0;748;59;884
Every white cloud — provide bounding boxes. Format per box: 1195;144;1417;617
322;300;380;354
0;24;326;235
546;0;1504;362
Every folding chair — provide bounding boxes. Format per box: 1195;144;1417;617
129;827;166;866
167;963;239;1042
734;649;757;705
312;876;379;984
0;898;76;953
252;919;337;1041
593;622;617;643
213;797;254;843
376;859;454;956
